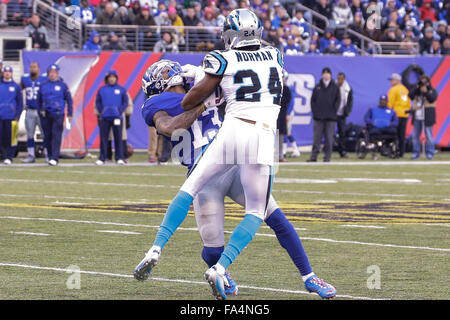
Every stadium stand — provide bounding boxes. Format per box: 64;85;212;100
0;0;448;55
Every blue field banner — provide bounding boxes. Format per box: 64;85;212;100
22;51;449;149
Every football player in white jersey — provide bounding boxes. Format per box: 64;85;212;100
134;9;287;300
135;60;337;299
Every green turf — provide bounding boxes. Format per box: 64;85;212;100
0;152;449;300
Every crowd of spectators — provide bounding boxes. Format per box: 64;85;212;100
1;0;449;55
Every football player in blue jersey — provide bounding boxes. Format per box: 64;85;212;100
135;59;336;300
20;62;47;163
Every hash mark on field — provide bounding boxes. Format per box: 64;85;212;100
9;231;52;236
338;178;421;184
340;225;386;229
276;178;423;184
95;230;142;235
0;262;384;300
425;223;450;227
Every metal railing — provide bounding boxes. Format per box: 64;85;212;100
30;0;425;56
294;3;329;33
84;24;222;52
295;3;421;56
375;41;420;55
33;0;83;49
345;28;382;55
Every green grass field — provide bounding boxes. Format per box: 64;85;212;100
0;152;449;300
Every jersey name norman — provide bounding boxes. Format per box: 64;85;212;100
234;50;274;62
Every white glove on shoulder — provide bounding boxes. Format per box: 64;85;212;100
181;64;205;85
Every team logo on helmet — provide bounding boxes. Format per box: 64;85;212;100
222;9;263;50
142;60;184;97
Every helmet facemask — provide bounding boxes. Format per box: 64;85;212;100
142;60;184;97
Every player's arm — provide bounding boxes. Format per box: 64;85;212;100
181;51;226;111
181;73;222;111
153;104;206;137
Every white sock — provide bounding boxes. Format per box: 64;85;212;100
147;245;161;256
215;263;226;276
302;272;315;283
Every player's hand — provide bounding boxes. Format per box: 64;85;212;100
181;64;205;85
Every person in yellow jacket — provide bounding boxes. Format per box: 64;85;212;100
387;73;411;157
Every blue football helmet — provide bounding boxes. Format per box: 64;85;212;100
142;59;184;97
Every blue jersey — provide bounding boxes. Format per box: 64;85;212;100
21;74;47;109
364;106;398;128
95;84;128;120
141;91;222;170
0;79;23;120
38;78;73;116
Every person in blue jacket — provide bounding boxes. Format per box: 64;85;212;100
340;34;359;56
0;66;23;165
37;64;73;166
364;95;399;137
20;61;47;163
94;70;128;165
83;30;102;52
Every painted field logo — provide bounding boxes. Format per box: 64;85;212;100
66;265;81;289
367;265;381;290
46;201;450;224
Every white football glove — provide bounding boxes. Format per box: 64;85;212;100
181;64;205;85
203;87;225;110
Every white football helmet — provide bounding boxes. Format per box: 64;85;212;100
222;9;263;50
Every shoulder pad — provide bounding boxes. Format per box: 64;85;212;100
202;51;228;76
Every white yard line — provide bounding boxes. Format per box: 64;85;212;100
271;188;445;199
95;230;142;235
340;225;386;229
278;161;450;166
9;231;52;236
281;168;450;176
300;236;450;252
0;262;384;300
0;167;185;177
1;178;448;200
52;201;89;206
2;161;450;167
0;193;107;201
0;193;163;204
338;178;421;184
0;178;179;189
425;223;450;228
275;178;422;184
1;215;448;252
275;178;338;184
